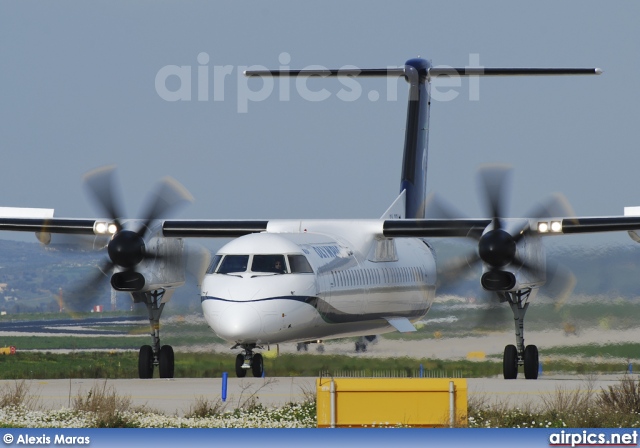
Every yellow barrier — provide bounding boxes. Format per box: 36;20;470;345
467;351;486;360
316;377;467;428
0;346;16;355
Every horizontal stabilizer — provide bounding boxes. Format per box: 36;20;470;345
244;68;406;77
246;67;602;78
428;67;602;77
384;317;417;333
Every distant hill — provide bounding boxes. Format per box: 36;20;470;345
0;238;202;315
0;237;638;315
430;238;640;300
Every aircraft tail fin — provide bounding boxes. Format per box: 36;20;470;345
245;62;600;220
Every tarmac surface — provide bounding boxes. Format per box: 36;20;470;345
3;374;633;416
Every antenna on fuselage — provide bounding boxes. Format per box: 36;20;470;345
245;60;601;219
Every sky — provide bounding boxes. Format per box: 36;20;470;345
1;1;639;249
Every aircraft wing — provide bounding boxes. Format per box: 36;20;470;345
0;218;96;235
382;216;640;238
161;215;640;239
0;217;270;239
3;216;640;240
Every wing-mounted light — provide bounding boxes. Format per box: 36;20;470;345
536;220;563;234
93;221;119;235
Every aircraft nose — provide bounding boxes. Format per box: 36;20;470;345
213;302;262;342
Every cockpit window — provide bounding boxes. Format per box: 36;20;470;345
252;254;287;274
206;254;223;274
217;255;249;274
288;255;314;273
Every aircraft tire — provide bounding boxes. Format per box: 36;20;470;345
251;353;264;378
235;353;247;378
523;345;539;380
159;345;175;379
503;344;518;380
138;345;154;379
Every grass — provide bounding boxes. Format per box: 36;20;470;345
0;379;317;428
538;342;640;359
0;352;136;379
0;351;636;380
71;381;139;427
469;375;640;428
3;375;640;428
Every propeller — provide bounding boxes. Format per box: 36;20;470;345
434;164;575;297
82;165;193;292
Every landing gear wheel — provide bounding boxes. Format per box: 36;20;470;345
235;353;247;378
159;345;175;379
251;353;264;378
138;345;154;379
503;344;518;380
297;343;308;352
355;341;367;352
523;345;539;380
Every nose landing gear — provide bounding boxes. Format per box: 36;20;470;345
234;344;264;378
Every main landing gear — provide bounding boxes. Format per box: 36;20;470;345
355;335;378;353
234;344;264;378
500;289;539;380
297;341;325;353
134;289;175;379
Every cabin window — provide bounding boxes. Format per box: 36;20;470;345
288;254;314;273
252;254;287;274
207;254;223;274
218;255;250;274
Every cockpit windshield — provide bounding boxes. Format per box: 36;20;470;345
252;254;287;274
212;253;314;275
217;255;249;274
288;254;314;273
206;254;223;274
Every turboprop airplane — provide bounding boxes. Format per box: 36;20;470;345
1;57;638;381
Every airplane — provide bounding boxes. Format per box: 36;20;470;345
1;57;639;381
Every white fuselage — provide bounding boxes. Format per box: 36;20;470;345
199;220;437;346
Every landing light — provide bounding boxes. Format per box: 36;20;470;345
537;221;562;234
94;221;118;235
537;222;549;233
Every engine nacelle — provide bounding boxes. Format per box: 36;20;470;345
480;220;546;292
111;237;186;292
481;270;516;291
111;271;148;291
